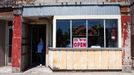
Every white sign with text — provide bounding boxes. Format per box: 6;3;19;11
73;38;87;48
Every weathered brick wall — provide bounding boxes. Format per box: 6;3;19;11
121;6;130;15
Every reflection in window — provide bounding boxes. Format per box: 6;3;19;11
106;19;118;47
56;20;70;47
72;20;86;48
56;19;118;48
88;19;104;47
72;20;86;36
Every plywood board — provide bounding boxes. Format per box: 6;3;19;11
101;51;109;69
52;50;122;70
108;51;122;69
66;51;74;69
88;51;95;69
114;51;122;69
118;51;122;69
80;50;88;69
49;50;53;68
73;51;81;69
53;51;60;69
94;51;102;69
59;50;67;69
108;51;116;69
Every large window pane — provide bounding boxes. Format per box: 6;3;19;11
56;19;119;48
106;19;118;47
88;19;104;48
72;20;86;36
72;20;86;48
56;20;70;47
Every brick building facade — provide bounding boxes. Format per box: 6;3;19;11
0;0;132;72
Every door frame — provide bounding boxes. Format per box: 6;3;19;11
6;25;12;66
5;21;12;66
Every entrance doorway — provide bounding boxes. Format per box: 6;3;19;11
30;25;46;67
21;16;53;71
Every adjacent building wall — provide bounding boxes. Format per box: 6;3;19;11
130;0;134;68
0;20;6;66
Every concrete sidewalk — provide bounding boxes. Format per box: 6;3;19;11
0;71;134;75
0;66;134;75
0;66;12;73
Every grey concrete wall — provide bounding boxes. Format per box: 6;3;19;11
0;20;6;66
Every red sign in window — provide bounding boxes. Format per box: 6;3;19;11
73;38;87;48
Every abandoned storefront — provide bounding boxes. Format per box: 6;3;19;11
10;4;132;72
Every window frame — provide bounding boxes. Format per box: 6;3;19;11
53;15;121;48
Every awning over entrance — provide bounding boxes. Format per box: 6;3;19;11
23;6;120;17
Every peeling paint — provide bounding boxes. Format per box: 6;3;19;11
121;16;130;47
12;16;22;72
121;16;132;72
122;22;128;47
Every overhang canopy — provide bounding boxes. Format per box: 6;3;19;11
23;6;120;17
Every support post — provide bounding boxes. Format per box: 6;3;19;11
12;15;22;72
122;16;132;72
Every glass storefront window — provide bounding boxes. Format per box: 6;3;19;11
72;20;86;48
72;20;86;36
56;19;118;48
106;19;118;47
88;19;104;48
56;20;70;47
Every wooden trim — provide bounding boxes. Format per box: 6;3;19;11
48;47;122;51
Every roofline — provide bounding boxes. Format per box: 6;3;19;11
0;3;130;9
22;4;121;8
